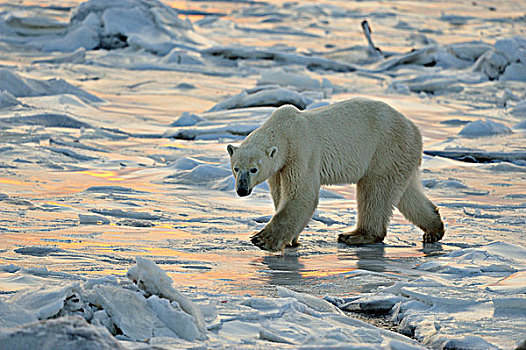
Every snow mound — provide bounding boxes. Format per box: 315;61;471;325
511;99;526;118
458;119;512;137
165;164;232;187
0;69;102;103
30;0;211;54
257;68;323;91
170;112;205;127
0;113;92;129
127;257;207;338
0;90;21;108
209;87;314;111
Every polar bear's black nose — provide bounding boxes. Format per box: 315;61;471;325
236;188;252;197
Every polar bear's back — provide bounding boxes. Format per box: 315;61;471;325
303;98;422;185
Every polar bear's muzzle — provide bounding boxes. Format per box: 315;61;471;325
236;172;252;197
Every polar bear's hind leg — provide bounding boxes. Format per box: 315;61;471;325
397;174;445;243
338;175;406;245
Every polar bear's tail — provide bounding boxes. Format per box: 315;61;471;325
397;173;445;243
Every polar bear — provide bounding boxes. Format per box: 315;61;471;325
227;98;444;252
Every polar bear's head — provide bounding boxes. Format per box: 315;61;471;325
227;144;278;197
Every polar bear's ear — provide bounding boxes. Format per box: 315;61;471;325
267;146;278;159
227;144;238;157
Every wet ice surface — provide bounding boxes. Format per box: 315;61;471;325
0;0;525;349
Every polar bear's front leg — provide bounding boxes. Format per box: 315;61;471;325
268;173;281;211
252;176;319;252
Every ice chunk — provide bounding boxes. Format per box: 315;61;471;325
447;41;492;61
8;285;73;320
511;100;526;118
89;284;175;340
91;310;116;334
126;257;207;337
459;119;512;137
5;15;67;36
483;162;526;172
169;157;203;170
257;69;321;90
0;299;37;328
339;294;404;314
170;112;204;127
0;69;103;103
164;122;259;140
501;62;526;82
209;88;313;111
0;113;92;129
276;286;343;314
162;50;204;65
422;178;467;189
438;336;499;350
169;164;231;183
0;316;124;350
407;77;463;94
473;50;509;80
35;0;210;54
147;295;201;341
33;48;87;65
78;214;111;225
36;16;100;52
0;90;20;108
494;36;526;63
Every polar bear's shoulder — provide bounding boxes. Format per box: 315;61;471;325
271;104;300;119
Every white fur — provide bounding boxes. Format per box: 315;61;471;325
228;98;444;252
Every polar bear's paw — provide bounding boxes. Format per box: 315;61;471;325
337;229;384;246
251;227;286;252
423;222;445;243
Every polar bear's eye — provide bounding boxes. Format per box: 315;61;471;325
233;167;239;173
250;168;258;173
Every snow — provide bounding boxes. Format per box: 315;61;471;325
0;0;525;349
459;119;513;137
209;87;315;111
0;69;103;103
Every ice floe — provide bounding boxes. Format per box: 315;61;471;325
327;242;526;349
459;119;513;138
0;258;426;349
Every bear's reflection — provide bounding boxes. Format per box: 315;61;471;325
260;254;305;287
257;244;390;289
339;243;387;273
